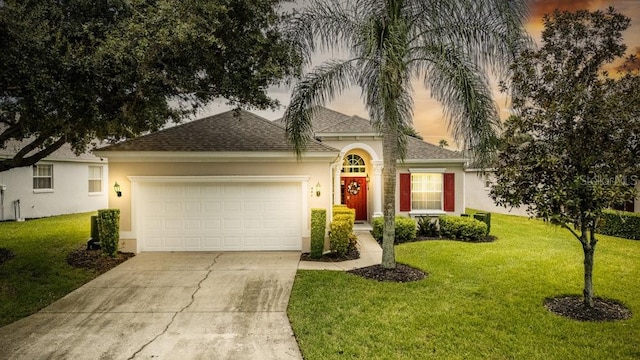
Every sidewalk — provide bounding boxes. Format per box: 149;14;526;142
298;231;382;271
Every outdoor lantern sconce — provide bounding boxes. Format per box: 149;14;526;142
315;182;321;197
114;182;122;197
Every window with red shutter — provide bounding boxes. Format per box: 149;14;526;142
400;173;411;211
443;173;455;212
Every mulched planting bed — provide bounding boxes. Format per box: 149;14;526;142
300;248;360;262
544;295;632;322
67;247;135;274
348;263;426;283
0;247;15;265
414;235;497;243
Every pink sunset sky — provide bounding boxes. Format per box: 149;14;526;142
198;0;640;147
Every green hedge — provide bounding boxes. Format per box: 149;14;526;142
310;208;327;259
97;209;120;257
439;215;487;242
473;212;492;235
333;206;355;224
329;218;351;256
371;216;417;244
599;210;640;240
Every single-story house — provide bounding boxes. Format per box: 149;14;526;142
0;142;108;221
95;107;467;253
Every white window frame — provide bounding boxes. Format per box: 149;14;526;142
342;154;366;173
410;173;444;212
33;164;54;192
88;165;103;194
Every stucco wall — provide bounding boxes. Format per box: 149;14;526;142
108;160;334;252
464;171;529;217
0;161;108;220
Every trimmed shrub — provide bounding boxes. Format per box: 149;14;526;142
417;216;439;237
329;218;351;256
598;210;640;240
333;206;355;223
97;209;120;257
371;216;417;244
439;215;487;242
310;208;327;259
473;212;492;235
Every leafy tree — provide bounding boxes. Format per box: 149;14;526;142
282;0;529;268
491;8;640;307
438;139;449;148
0;0;301;172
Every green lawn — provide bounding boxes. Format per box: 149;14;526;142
288;212;640;359
0;212;98;327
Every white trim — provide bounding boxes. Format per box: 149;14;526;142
402;159;467;164
409;210;446;217
33;189;54;194
409;168;446;173
95;151;338;163
338;143;382;162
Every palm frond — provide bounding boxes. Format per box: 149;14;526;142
408;0;531;81
285;0;380;66
411;43;500;166
283;59;357;157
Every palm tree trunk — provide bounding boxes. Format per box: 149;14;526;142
381;124;397;269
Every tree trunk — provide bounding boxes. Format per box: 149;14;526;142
582;225;598;308
582;242;595;308
381;124;397;269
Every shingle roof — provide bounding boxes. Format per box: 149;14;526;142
0;139;103;162
98;110;337;153
405;136;465;161
274;107;377;134
277;106;464;161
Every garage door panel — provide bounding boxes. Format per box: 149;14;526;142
139;181;302;251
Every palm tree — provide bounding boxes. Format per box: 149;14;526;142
283;0;529;269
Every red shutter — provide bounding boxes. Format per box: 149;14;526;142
443;173;455;212
400;173;411;211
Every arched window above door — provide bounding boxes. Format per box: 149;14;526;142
342;154;366;173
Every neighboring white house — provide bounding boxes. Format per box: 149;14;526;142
95;107;467;253
465;169;639;215
0;142;108;221
464;168;529;217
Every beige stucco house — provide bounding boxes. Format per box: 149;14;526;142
95;107;466;253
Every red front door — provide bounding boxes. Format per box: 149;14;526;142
342;177;367;220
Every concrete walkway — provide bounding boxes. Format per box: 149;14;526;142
0;252;302;360
298;231;383;271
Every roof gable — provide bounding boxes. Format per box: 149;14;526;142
98;110;337;153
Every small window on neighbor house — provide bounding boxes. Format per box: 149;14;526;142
88;166;103;193
342;154;366;173
411;173;443;210
33;164;53;190
484;175;492;190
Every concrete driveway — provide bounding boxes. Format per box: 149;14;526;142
0;252;303;360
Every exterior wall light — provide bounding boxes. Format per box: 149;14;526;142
315;182;321;197
114;182;122;197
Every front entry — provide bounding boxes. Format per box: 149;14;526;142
342;177;367;220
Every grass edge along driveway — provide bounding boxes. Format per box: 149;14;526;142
0;212;100;327
287;212;639;360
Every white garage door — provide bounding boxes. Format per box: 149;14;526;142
138;182;302;251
